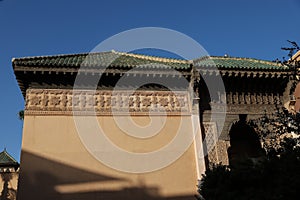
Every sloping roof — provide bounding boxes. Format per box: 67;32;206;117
0;149;19;167
12;51;191;70
194;56;289;71
13;51;289;71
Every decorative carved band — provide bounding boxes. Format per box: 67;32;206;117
225;92;282;105
209;92;282;105
207;103;278;114
25;89;191;116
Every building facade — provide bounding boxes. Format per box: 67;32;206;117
13;51;293;199
291;50;300;111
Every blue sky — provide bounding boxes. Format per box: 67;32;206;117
1;0;300;161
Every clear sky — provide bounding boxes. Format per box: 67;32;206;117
1;0;300;161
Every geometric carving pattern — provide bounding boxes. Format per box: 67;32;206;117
203;122;229;167
203;122;218;154
203;122;219;165
25;89;190;116
215;140;230;166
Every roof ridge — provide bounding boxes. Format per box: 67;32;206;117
12;50;190;64
112;50;190;64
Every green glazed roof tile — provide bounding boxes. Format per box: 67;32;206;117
13;51;289;71
0;149;19;166
194;56;289;70
13;51;191;70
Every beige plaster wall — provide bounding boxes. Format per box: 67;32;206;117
17;114;203;200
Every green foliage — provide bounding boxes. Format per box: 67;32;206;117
18;110;24;121
249;107;300;157
199;155;300;199
198;107;300;200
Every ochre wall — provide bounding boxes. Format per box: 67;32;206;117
17;115;202;200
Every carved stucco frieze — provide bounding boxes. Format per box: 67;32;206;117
208;103;278;115
25;89;191;116
224;92;282;105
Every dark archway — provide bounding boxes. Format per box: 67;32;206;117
227;114;265;167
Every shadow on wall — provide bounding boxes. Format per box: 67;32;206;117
0;173;17;200
227;114;265;167
17;151;194;200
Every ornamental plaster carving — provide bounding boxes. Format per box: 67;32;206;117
224;92;282;105
208;103;278;114
203;122;229;166
25;89;191;116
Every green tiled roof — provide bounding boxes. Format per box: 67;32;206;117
13;51;290;71
13;51;191;70
0;149;19;167
194;56;289;71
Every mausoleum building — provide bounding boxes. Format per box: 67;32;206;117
13;51;293;199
